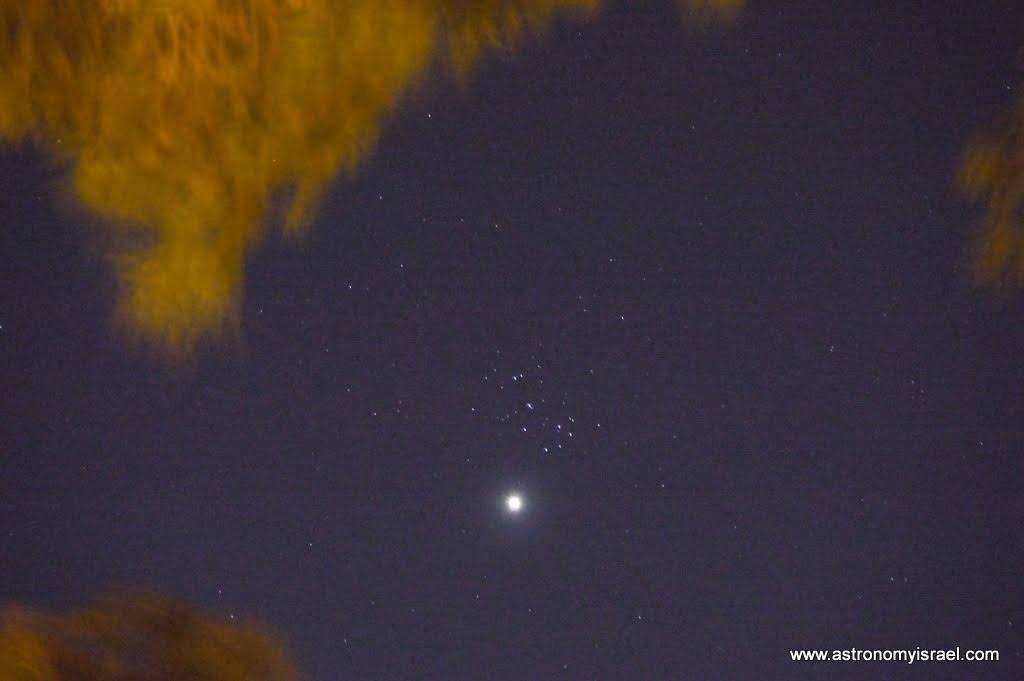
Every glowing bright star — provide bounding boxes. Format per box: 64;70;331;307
506;493;523;513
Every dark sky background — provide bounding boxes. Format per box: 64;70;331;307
2;1;1023;679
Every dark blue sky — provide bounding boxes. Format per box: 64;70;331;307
2;1;1023;679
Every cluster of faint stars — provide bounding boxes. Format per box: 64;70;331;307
469;352;604;457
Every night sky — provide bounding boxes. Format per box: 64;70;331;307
2;1;1024;680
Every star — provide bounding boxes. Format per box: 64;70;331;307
505;493;523;513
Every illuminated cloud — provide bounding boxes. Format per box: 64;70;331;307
0;591;297;681
0;0;741;355
959;93;1024;287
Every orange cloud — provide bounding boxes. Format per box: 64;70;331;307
959;93;1024;287
0;0;740;356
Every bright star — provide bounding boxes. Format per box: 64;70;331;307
505;493;523;513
